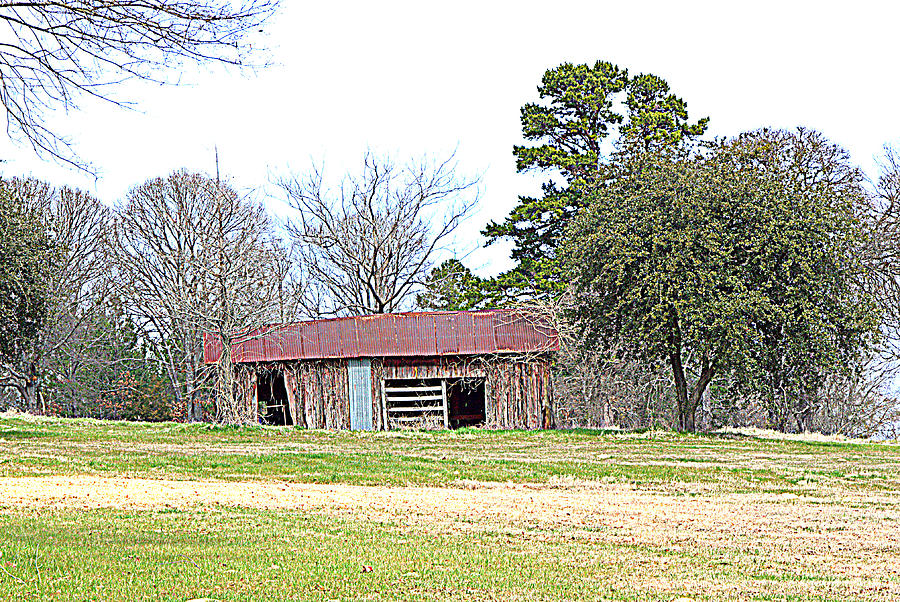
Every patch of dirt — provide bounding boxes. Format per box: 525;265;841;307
1;477;897;561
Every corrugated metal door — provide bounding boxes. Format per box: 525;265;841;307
348;359;373;430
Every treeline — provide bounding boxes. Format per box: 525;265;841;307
3;59;900;436
0;157;479;422
418;61;900;437
0;174;285;421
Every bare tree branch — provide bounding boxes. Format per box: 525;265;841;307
278;151;480;317
0;1;279;171
113;169;291;422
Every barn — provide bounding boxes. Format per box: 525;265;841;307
203;309;558;430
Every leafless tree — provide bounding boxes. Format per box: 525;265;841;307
811;356;900;438
278;152;480;317
113;170;289;423
0;1;279;170
204;179;293;424
520;293;676;430
845;146;900;438
866;148;900;355
0;178;113;412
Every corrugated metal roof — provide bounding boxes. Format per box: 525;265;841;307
203;309;559;364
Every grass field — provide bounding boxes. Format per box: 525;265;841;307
0;413;898;601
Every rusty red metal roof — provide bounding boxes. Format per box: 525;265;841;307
203;309;559;364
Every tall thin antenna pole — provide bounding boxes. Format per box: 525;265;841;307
215;145;220;185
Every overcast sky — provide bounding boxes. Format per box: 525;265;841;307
1;1;898;276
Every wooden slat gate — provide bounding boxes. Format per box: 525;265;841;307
348;359;373;430
383;379;449;430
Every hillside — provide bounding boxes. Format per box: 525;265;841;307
0;415;898;601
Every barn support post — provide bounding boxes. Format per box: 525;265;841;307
250;371;258;424
315;364;325;428
483;371;495;428
380;378;389;431
542;363;553;428
283;366;299;427
371;359;385;431
441;379;449;429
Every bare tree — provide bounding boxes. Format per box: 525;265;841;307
204;178;292;424
113;170;288;422
0;1;279;169
0;178;112;412
525;293;675;430
812;356;900;438
847;146;900;438
866;148;900;355
278;152;480;317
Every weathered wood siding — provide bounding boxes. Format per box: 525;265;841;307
483;358;553;430
240;354;552;430
291;360;350;429
243;360;351;429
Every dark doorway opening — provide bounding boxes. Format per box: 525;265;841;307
447;378;485;428
258;370;292;426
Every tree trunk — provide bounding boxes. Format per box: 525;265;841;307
190;396;203;422
669;349;693;432
794;390;815;433
185;368;201;422
669;348;715;433
215;338;244;425
767;368;790;432
184;344;205;422
23;362;42;414
678;405;696;432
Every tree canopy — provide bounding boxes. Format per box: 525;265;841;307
482;61;707;303
114;170;288;422
279;152;479;317
564;129;879;431
0;183;51;370
417;259;490;311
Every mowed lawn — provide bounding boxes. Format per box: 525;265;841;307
0;414;898;601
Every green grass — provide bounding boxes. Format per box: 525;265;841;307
0;507;870;602
1;415;899;601
1;415;898;493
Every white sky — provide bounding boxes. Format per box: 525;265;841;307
1;0;898;276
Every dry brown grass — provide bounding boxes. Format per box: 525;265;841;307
2;474;899;600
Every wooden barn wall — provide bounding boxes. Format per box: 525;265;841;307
244;360;350;429
240;355;552;430
289;360;350;429
236;365;259;423
380;355;553;430
482;358;553;430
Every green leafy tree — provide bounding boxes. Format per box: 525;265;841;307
726;129;880;431
0;178;111;413
417;259;490;311
47;300;173;421
0;184;52;400
482;61;707;302
621;74;709;152
565;129;878;432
